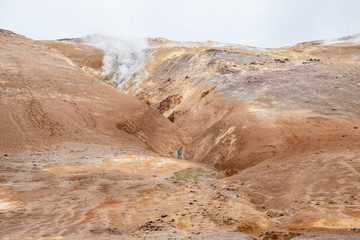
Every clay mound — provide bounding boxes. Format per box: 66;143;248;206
0;29;185;156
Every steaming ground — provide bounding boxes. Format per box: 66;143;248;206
82;34;149;87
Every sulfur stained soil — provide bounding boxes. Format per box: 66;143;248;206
0;142;267;239
2;29;360;239
2;145;360;239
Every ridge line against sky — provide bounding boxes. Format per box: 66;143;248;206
1;0;360;48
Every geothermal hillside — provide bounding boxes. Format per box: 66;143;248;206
1;29;360;240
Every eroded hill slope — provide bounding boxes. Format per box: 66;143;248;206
0;30;186;156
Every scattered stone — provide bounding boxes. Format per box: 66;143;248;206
138;219;165;232
161;214;168;218
261;231;301;240
267;210;285;218
201;90;211;98
351;228;360;233
224;185;238;192
4;154;7;156
216;65;240;74
274;58;286;63
309;58;320;62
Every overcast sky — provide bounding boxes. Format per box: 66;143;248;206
1;0;359;48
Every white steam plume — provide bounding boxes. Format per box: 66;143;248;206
82;34;148;87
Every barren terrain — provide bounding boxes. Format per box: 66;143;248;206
1;29;360;239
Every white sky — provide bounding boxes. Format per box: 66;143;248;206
1;0;359;48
